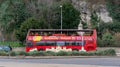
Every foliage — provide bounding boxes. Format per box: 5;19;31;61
0;0;80;43
45;51;56;56
0;0;120;47
0;42;23;47
82;22;88;29
10;51;16;56
95;49;116;56
97;22;120;47
0;51;8;56
62;2;80;29
27;49;115;56
90;11;99;29
97;37;104;47
17;51;28;56
108;22;120;33
106;0;120;22
0;0;30;33
15;18;48;42
102;32;115;47
56;51;69;56
28;51;46;56
0;49;116;56
15;2;81;42
97;32;115;47
113;33;120;47
71;51;80;56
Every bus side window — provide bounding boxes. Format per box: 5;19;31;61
56;41;65;46
65;41;75;46
46;41;55;46
36;41;45;46
76;41;86;46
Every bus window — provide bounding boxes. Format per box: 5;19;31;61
76;41;86;46
36;41;45;46
27;42;33;47
46;41;55;46
65;41;76;46
57;41;65;46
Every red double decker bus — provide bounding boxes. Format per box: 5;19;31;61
26;29;96;52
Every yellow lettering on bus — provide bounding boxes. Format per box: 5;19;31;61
33;36;42;41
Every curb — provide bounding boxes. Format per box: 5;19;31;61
0;56;119;59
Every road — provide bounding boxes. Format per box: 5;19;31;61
0;57;120;67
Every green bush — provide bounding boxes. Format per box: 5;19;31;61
28;51;46;56
0;42;24;47
103;49;116;56
0;51;8;56
98;32;115;47
56;51;69;56
79;51;88;56
14;49;117;56
0;49;116;56
10;51;16;56
28;51;39;56
71;51;80;56
87;52;95;56
39;51;46;56
45;51;56;56
95;49;116;56
17;51;28;56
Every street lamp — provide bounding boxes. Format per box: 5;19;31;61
60;5;62;34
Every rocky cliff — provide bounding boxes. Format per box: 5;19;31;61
71;0;112;25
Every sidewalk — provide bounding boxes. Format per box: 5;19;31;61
0;62;118;67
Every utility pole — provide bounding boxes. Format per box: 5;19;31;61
60;5;62;34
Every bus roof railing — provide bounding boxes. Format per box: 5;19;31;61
29;29;93;32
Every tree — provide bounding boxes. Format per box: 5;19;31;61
0;0;81;41
5;0;30;33
90;11;99;29
106;0;120;22
61;2;80;29
0;0;30;41
15;18;48;43
108;22;120;33
102;32;114;47
43;1;81;29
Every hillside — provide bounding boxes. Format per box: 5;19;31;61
0;0;119;47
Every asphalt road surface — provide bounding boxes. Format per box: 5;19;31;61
0;57;120;67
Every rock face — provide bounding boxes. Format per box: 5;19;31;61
72;0;113;27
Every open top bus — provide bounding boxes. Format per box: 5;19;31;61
26;29;97;52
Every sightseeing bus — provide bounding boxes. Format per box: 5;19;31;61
26;29;97;52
